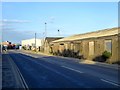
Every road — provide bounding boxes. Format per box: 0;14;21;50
3;50;120;88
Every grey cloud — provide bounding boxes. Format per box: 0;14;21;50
0;19;30;23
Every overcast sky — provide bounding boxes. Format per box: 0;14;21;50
1;2;118;43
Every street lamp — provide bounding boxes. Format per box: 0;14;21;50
45;22;47;38
58;29;60;36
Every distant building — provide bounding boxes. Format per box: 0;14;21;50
21;38;42;50
2;41;11;46
2;41;13;49
42;37;63;53
51;27;119;64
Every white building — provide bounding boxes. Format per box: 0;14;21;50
21;38;42;48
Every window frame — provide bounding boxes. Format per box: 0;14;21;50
104;39;112;54
89;41;95;56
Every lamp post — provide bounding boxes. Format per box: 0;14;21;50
44;22;47;53
45;22;47;38
58;29;60;36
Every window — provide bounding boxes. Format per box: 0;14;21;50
65;44;68;50
60;43;64;45
70;43;74;50
32;43;35;47
89;41;94;55
74;43;80;52
105;40;112;53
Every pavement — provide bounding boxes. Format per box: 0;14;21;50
80;60;120;70
21;50;120;70
5;50;120;88
2;51;28;89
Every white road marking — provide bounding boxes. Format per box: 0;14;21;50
61;66;84;73
101;79;120;87
18;55;89;87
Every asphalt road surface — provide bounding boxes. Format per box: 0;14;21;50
3;50;120;88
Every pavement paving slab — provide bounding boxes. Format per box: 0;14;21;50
2;52;17;88
2;51;27;89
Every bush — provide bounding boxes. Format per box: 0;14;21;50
22;46;26;50
102;51;111;59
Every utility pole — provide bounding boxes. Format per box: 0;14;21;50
58;29;60;36
35;33;36;52
44;22;47;53
45;22;47;38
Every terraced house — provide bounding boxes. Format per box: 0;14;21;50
50;27;119;64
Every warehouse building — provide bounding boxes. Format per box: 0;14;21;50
51;27;119;64
21;38;42;51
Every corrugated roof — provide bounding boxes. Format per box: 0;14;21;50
45;37;63;43
52;27;119;43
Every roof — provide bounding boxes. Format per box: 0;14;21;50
45;37;63;43
22;38;41;41
52;27;119;43
2;41;11;45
